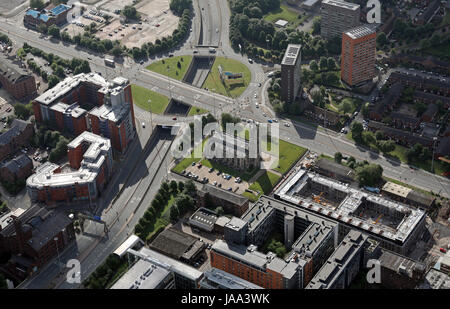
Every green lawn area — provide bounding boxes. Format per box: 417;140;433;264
146;55;193;81
263;139;308;174
171;140;208;174
131;84;169;114
202;57;251;98
263;4;307;29
242;171;281;202
188;106;209;116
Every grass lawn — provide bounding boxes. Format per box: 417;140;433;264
263;4;306;29
171;140;208;174
202;57;251;98
131;84;169;114
188;106;209;116
263;139;308;174
146;55;193;81
242;171;281;202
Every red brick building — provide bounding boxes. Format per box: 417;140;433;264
341;25;376;87
0;119;34;161
0;54;36;100
23;4;72;30
0;154;33;183
0;205;75;280
26;132;113;205
33;73;135;153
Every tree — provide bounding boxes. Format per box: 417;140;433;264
215;207;224;216
377;32;387;48
170;180;178;194
375;130;385;141
48;75;60;89
311;90;324;108
319;57;328;71
327;57;336;71
183;180;197;196
334;152;343;163
170;206;180;221
351;122;364;142
362;131;376;145
30;0;45;10
339;99;353;114
378;140;395;153
14;103;33;120
38;24;48;34
48;25;60;39
312;16;321;35
177;181;185;192
309;59;318;72
355;164;383;187
122;5;138;20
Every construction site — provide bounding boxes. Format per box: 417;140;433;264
274;169;426;255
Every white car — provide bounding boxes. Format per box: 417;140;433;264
284;122;290;127
142;122;145;128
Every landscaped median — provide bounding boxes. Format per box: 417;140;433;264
202;57;252;98
146;55;193;81
131;84;170;114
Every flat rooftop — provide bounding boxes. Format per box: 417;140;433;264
27;132;111;188
275;169;426;244
282;44;301;66
345;25;376;39
35;73;108;106
137;247;203;282
322;0;360;10
200;268;263;289
110;258;172;289
50;102;86;119
306;230;368;289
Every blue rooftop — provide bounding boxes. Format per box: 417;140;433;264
50;4;71;16
26;10;39;18
40;14;50;22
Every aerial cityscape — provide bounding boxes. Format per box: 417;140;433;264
0;0;449;295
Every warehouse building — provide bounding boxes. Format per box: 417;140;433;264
149;228;205;265
274;169;426;255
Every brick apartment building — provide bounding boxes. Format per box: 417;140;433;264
0;205;75;280
23;4;72;30
33;73;136;154
26;131;113;205
0;119;34;161
388;72;450;96
0;54;37;100
320;0;360;40
0;154;33;183
281;44;302;104
341;25;376;87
